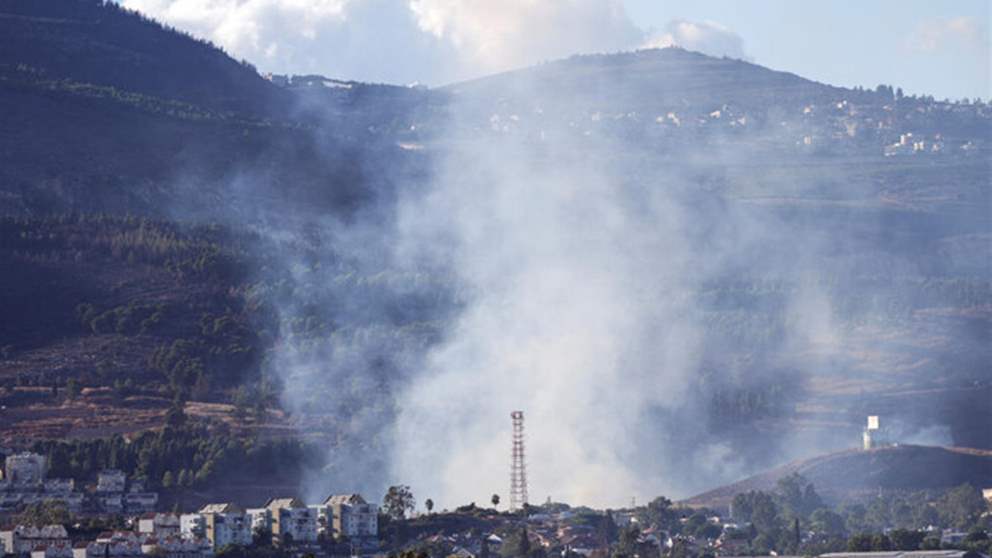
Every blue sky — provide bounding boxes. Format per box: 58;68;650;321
625;0;990;100
125;0;990;99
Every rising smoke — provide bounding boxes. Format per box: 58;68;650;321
227;65;986;508
388;132;713;507
140;16;988;505
383;92;821;508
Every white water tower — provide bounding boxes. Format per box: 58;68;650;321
863;415;880;450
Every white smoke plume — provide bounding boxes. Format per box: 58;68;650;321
387;117;766;508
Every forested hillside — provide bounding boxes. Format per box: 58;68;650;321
0;0;280;113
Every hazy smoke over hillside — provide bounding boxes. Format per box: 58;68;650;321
388;134;715;506
239;75;987;507
142;39;990;508
369;83;920;506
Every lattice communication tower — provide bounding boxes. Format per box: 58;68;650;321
509;411;529;511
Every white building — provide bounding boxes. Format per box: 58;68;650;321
198;504;253;550
124;491;158;513
180;514;207;539
138;513;181;538
75;532;144;558
1;525;70;555
323;494;378;539
96;470;126;493
93;470;157;514
97;493;124;514
30;542;73;558
246;508;271;534
140;535;213;558
265;498;318;545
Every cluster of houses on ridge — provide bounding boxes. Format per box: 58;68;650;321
0;452;380;558
0;494;379;558
0;454;156;515
472;93;991;159
393;504;988;558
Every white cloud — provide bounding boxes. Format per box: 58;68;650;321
125;0;350;57
123;0;444;83
123;0;749;85
642;19;749;60
408;0;644;77
907;16;988;53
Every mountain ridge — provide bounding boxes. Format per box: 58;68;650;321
444;47;840;101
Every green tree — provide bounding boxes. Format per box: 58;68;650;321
165;400;187;428
865;498;891;532
752;533;775;555
601;510;619;546
669;538;692;558
732;490;779;531
871;534;893;551
191;372;211;401
848;534;873;552
642;496;678;531
810;508;846;538
842;503;868;534
614;525;641;558
383;485;415;520
17;502;73;527
425;499;434;514
938;484;987;530
891;501;915;529
695;522;722;541
965;527;989;544
889;529;924;551
752;492;780;533
65;378;80;399
776;473;823;520
913;504;941;529
491;494;500;509
513;527;531;558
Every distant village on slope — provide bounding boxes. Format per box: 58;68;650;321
0;416;990;558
